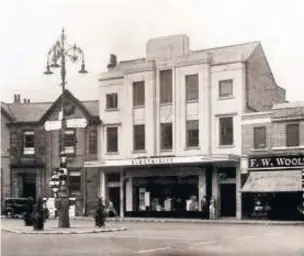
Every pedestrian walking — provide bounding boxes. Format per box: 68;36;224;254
95;197;105;228
209;197;218;220
200;196;208;219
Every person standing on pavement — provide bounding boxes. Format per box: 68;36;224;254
209;196;218;220
201;196;208;219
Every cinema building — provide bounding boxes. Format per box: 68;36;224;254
241;102;304;220
85;34;285;219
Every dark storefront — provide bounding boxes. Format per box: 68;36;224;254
241;154;304;221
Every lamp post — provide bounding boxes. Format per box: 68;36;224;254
44;28;88;228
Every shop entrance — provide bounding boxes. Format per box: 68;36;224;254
22;173;36;199
220;183;236;217
108;187;120;216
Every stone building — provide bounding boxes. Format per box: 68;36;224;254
241;102;304;220
0;90;101;215
85;34;285;219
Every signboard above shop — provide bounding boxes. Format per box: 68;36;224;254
248;155;304;169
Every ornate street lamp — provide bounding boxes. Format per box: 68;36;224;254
44;28;88;228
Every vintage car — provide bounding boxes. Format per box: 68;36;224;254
2;197;29;218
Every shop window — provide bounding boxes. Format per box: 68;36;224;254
107;127;118;153
186;120;199;148
64;130;76;154
133;81;145;107
253;126;266;149
106;93;118;109
68;170;81;197
106;173;120;182
133;124;145;151
160;69;172;104
219;79;233;98
286;123;299;147
186;74;199;102
160;122;172;150
23;131;35;155
89;129;98;154
219;117;234;146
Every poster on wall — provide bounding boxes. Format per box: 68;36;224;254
139;188;146;211
69;198;76;217
44;198;55;218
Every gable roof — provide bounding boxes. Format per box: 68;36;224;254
1;90;99;123
1;102;15;121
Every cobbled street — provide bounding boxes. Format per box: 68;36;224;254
1;220;304;256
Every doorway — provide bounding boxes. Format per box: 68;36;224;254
108;187;120;216
220;183;236;217
22;173;36;199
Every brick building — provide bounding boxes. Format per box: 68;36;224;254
0;90;101;215
85;34;285;219
241;102;304;220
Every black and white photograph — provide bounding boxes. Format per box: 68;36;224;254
1;0;304;255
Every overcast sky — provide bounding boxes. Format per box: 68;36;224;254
0;0;303;103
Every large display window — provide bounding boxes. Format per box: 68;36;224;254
132;175;199;214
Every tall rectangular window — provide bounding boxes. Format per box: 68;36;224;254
186;74;199;102
107;127;118;153
133;81;145;107
160;69;172;104
219;117;234;146
64;130;76;154
219;79;233;97
106;93;118;109
286;123;299;147
89;129;98;154
160;123;172;150
23;131;35;155
186;120;199;148
133;125;145;151
253;126;266;149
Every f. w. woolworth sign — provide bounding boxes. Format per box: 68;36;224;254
248;155;304;169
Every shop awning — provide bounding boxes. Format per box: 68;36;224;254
241;170;302;193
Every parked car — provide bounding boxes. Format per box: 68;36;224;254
2;198;29;218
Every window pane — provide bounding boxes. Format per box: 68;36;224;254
253;126;266;149
133;81;145;107
106;94;118;109
286;124;299;147
160;123;172;150
219;80;233;97
160;70;172;104
68;172;81;197
107;127;118;152
133;125;145;151
219;117;233;145
186;120;199;147
64;130;76;147
24;132;35;148
89;129;98;154
186;75;199;101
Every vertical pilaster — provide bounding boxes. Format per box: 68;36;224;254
126;177;133;211
99;169;106;199
120;170;124;218
198;169;206;209
236;166;242;220
212;166;220;215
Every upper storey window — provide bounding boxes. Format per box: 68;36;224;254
23;131;35;155
133;81;145;107
286;123;299;147
106;93;118;110
160;69;172;104
186;74;199;102
219;79;233;98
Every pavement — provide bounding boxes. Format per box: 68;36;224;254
0;219;127;234
1;219;304;255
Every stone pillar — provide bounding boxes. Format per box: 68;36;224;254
126;176;133;211
236;165;242;220
119;170;124;218
212;166;220;215
198;169;206;210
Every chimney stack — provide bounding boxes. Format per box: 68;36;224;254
23;98;27;103
27;99;30;104
17;94;21;103
107;54;117;70
14;94;17;103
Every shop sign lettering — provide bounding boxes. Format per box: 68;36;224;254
248;155;304;169
131;157;174;166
